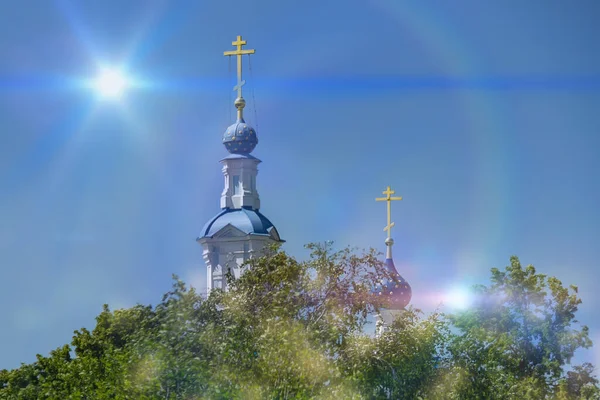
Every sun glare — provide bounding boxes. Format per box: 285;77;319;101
93;68;129;99
444;287;473;310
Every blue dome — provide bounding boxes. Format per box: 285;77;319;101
373;258;412;310
199;208;282;240
223;118;258;154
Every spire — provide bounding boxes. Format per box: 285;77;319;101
372;185;411;324
220;36;260;207
222;35;258;155
224;35;255;121
375;186;403;257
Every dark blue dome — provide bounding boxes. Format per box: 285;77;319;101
199;208;282;241
223;118;258;154
373;258;412;310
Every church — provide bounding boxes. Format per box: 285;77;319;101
197;36;411;330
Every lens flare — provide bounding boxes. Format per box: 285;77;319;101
444;286;473;310
92;68;129;99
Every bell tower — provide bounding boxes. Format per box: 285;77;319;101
197;35;283;293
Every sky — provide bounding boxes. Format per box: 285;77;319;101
1;0;599;371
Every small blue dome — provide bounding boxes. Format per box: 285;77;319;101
199;208;282;241
373;258;412;310
223;118;258;154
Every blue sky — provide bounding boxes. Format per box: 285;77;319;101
1;0;599;370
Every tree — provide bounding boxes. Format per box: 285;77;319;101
1;248;598;399
436;256;597;399
561;363;600;399
341;308;447;399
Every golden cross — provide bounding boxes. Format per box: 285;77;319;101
223;35;255;99
375;186;403;239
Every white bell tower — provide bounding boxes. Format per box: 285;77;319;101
197;35;283;293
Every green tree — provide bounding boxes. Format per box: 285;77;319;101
341;308;447;399
1;248;597;399
436;256;596;399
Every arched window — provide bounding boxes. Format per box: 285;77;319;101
233;175;241;195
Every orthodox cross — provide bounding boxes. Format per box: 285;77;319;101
376;186;403;239
223;35;255;99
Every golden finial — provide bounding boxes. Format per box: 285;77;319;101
224;35;255;120
376;186;403;240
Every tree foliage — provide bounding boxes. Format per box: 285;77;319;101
1;246;598;399
433;256;597;400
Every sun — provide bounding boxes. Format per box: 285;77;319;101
92;68;129;99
